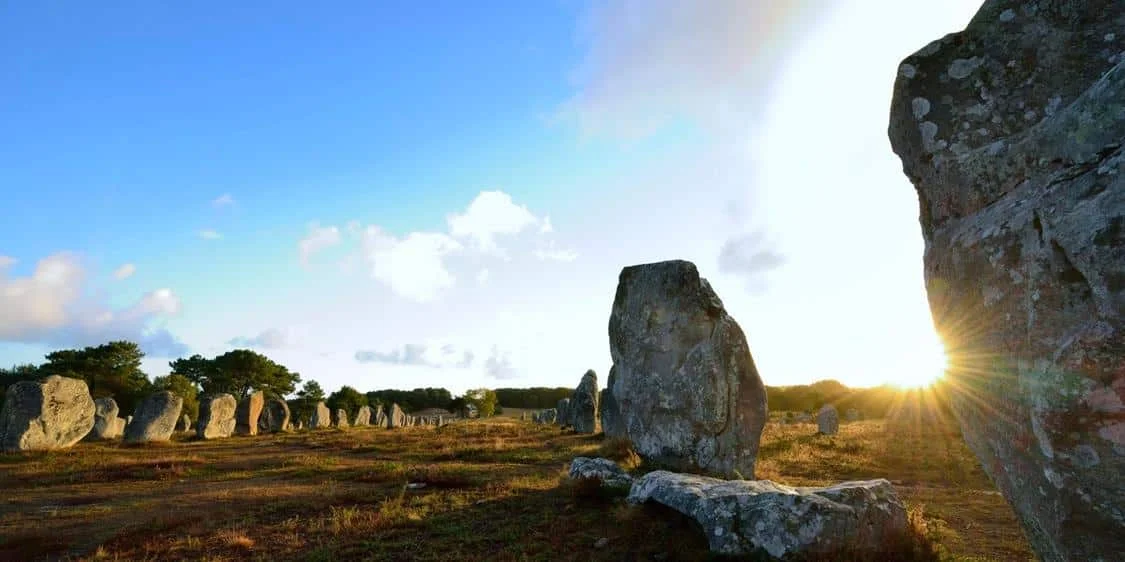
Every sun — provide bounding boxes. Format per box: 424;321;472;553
897;333;950;389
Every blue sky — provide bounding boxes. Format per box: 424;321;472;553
0;1;985;395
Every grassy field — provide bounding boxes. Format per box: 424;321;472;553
0;417;1032;561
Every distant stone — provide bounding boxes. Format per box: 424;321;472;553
572;369;599;434
124;391;183;444
234;391;264;436
609;260;768;478
259;398;290;433
197;394;237;439
556;398;571;428
0;376;96;452
335;408;350;428
538;408;557;425
599;366;624;439
795;413;812;423
293;420;303;430
888;2;1125;559
354;405;372;426
846;408;860;421
817;405;839;435
568;457;633;489
628;471;907;558
386;403;406;429
176;414;191;432
112;417;126;437
85;397;121;441
310;402;331;429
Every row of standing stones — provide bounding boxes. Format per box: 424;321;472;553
0;377;446;450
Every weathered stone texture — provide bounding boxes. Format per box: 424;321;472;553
234;391;264;436
124;391;183;444
0;376;95;451
571;370;599;434
628;471;908;558
197;394;238;439
889;2;1125;559
85;397;121;441
608;260;768;478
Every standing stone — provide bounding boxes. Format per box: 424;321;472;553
609;260;768;478
176;414;191;432
124;391;183;444
539;408;557;425
197;394;238;439
557;398;572;428
531;411;541;424
888;4;1125;559
817;405;839;436
846;408;860;422
520;412;527;422
572;369;599;434
310;401;331;429
0;376;96;452
354;405;372;426
259;398;291;433
384;402;407;427
85;397;121;441
234;391;264;436
335;408;350;428
600;365;625;439
112;417;126;437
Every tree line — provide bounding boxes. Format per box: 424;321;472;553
0;340;500;422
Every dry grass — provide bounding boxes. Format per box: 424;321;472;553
0;417;1032;561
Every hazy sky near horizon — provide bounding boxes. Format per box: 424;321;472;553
0;0;985;396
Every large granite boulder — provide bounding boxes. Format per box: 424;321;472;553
85;397;121;441
609;260;768;478
568;457;633;489
234;391;264;436
197;394;237;439
888;3;1125;559
0;376;96;451
310;401;331;429
817;405;839;436
372;404;386;427
334;408;349;428
556;398;571;428
599;366;625;439
572;369;599;434
259;398;290;433
354;405;372;426
629;472;907;558
124;391;183;444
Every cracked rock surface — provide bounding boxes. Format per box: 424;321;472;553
888;2;1125;560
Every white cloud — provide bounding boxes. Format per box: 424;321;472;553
360;227;462;302
717;232;784;281
303;190;566;303
355;342;474;369
198;229;222;240
228;327;291;349
298;223;342;265
212;193;235;207
0;252;187;356
533;245;579;263
0;256;15;269
447;190;542;254
112;263;136;280
483;345;520;380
